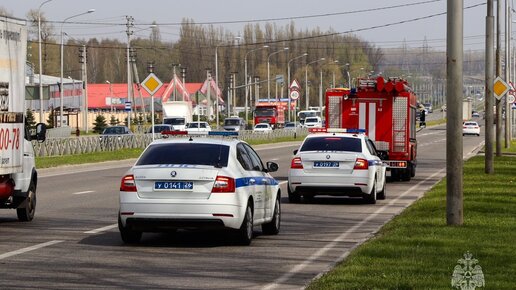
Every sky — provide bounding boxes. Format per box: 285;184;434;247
0;0;493;51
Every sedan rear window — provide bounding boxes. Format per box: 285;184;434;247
137;143;230;167
300;137;362;152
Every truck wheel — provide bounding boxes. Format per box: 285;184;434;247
410;163;416;178
401;166;412;181
262;197;280;235
17;182;36;222
118;216;142;244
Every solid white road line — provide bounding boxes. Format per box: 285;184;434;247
84;223;118;234
262;168;446;290
72;190;95;195
0;240;64;260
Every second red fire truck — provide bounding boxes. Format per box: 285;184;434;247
325;77;418;181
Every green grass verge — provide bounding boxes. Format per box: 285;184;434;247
308;155;516;289
35;135;306;169
502;140;516;153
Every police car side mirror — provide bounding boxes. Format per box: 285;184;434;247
266;161;279;173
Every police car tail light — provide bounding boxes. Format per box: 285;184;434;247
120;175;137;192
212;176;235;193
290;157;303;169
353;158;369;170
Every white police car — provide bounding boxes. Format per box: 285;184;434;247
118;131;281;245
288;128;387;204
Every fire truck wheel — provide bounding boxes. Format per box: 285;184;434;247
363;181;377;204
17;182;36;222
401;167;412;181
410;163;416;178
288;185;301;203
391;169;400;181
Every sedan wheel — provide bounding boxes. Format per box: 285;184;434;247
364;181;377;204
262;197;280;235
237;204;253;245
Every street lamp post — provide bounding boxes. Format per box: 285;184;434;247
287;53;308;122
267;47;289;102
38;0;53;123
305;58;325;110
60;9;95;127
244;45;268;125
106;80;113;112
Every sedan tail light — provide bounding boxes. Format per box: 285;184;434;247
120;175;137;192
353;158;369;170
290;157;303;169
212;176;235;193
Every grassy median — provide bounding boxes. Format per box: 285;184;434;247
308;155;516;289
35;135;305;169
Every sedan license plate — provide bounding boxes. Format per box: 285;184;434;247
313;161;339;168
154;181;193;190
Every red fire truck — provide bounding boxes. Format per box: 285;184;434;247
253;102;286;129
325;77;418;181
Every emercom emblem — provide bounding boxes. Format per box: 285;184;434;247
451;252;485;290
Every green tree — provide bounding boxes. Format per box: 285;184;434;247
46;109;54;129
26;109;36;127
109;115;119;126
92;115;107;133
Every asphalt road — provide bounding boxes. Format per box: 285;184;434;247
0;122;484;289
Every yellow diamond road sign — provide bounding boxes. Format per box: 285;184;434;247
141;73;163;95
493;76;510;100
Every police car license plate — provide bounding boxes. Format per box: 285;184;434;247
154;181;193;190
314;161;339;168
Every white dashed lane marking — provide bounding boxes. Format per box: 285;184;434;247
0;240;64;260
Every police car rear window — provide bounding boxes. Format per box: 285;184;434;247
300;137;362;152
136;143;230;167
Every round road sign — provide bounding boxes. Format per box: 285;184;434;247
290;90;300;100
508;94;515;104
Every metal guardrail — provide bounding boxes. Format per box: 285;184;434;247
32;128;308;157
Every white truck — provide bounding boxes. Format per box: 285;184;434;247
162;101;193;131
0;15;46;221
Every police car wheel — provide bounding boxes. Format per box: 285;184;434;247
262;197;280;235
237;204;253;245
364;181;377;204
118;216;142;244
287;184;301;203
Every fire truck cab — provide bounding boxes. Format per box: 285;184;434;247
325;77;418;181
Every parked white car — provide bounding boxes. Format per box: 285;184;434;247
253;123;273;133
288;128;387;204
186;122;212;134
118;132;281;245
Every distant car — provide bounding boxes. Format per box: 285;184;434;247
253;123;273;133
303;117;322;128
118;132;281;245
186;122;211;134
288;129;387;204
463;121;480;136
223;117;246;131
284;122;299;130
100;126;133;146
423;103;433;113
472;111;480;118
147;124;173;134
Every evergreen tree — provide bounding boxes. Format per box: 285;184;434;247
109;115;119;126
46;109;54;129
26;109;36;127
92;115;108;133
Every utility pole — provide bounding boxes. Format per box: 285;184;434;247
446;0;464;225
79;45;88;133
126;16;134;128
496;0;502;156
505;0;512;148
486;0;495;173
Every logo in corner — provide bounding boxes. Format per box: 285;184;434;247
170;171;177;178
451;252;485;290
